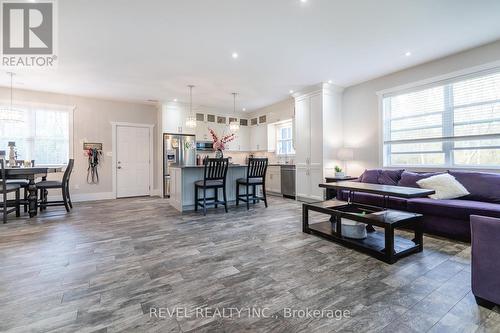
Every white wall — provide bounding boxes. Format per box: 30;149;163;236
0;87;161;200
342;40;500;177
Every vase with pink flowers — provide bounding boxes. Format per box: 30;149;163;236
208;128;235;158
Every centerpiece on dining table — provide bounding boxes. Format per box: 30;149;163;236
208;128;235;158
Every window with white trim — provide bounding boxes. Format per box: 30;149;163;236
276;121;295;155
383;69;500;168
0;103;71;165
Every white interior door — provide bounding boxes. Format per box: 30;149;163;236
116;125;151;198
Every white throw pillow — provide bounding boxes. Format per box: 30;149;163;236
416;173;470;200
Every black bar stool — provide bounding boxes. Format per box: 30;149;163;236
195;158;229;215
236;158;268;210
1;160;21;223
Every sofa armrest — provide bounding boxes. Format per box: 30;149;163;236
470;215;500;305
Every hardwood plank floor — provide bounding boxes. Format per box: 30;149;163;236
0;196;499;333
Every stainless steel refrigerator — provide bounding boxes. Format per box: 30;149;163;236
163;133;196;197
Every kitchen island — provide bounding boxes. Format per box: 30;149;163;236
169;164;247;212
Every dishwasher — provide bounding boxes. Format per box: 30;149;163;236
280;165;296;199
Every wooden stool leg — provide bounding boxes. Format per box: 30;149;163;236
15;189;20;217
236;183;240;206
262;184;268;208
246;185;250;210
203;188;207;216
194;186;198;212
215;188;218;208
223;185;228;213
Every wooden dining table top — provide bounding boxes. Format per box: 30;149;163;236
5;166;63;176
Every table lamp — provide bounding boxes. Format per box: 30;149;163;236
337;148;354;177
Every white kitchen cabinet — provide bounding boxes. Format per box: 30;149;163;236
195;121;209;141
236;126;250;151
294;92;324;201
162;103;195;135
250;124;268;151
265;166;281;194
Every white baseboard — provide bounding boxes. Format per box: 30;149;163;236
46;190;162;203
46;192;115;203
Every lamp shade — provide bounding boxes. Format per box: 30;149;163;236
337;148;354;161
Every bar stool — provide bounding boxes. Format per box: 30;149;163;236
194;158;229;215
236;158;268;210
1;160;21;223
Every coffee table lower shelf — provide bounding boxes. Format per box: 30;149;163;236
306;221;421;264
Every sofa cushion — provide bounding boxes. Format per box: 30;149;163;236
407;198;500;221
360;169;381;184
398;171;444;188
448;170;500;204
378;169;405;185
416;173;469;200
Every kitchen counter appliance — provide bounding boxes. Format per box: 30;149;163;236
280;165;296;199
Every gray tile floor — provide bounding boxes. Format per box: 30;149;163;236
0;196;499;332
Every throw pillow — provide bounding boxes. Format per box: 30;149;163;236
416;173;470;200
360;169;381;184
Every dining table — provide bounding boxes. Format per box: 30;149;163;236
5;166;63;217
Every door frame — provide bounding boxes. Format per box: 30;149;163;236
111;122;155;199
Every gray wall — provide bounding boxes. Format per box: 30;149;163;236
0;87;160;200
342;40;500;177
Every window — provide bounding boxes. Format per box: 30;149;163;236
383;69;500;168
0;103;71;165
276;121;295;155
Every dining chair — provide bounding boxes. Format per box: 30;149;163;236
1;160;21;223
37;159;74;212
194;158;229;215
7;160;35;212
236;158;268;210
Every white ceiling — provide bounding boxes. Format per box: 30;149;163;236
2;0;500;112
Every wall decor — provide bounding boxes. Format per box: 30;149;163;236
83;142;103;151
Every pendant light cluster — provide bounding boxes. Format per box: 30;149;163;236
0;72;24;123
229;92;240;132
185;84;197;129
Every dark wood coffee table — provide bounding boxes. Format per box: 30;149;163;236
304;182;434;264
303;200;423;264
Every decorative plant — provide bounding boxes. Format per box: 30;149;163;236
208;128;235;151
334;165;343;173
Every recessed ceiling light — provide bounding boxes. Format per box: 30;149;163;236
173;98;178;102
289;90;294;94
405;51;412;57
300;0;307;3
232;52;239;59
242;108;246;111
328;80;333;84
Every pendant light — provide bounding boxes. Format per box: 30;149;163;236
0;72;24;123
185;84;197;129
229;92;240;132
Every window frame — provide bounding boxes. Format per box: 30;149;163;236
275;121;295;156
0;100;75;167
378;62;500;170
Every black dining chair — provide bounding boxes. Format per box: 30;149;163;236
37;159;74;213
1;160;21;223
7;160;35;212
195;158;229;216
236;158;268;210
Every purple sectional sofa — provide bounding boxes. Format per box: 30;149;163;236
471;215;500;306
337;169;500;242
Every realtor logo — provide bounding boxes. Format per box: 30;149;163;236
1;0;57;68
